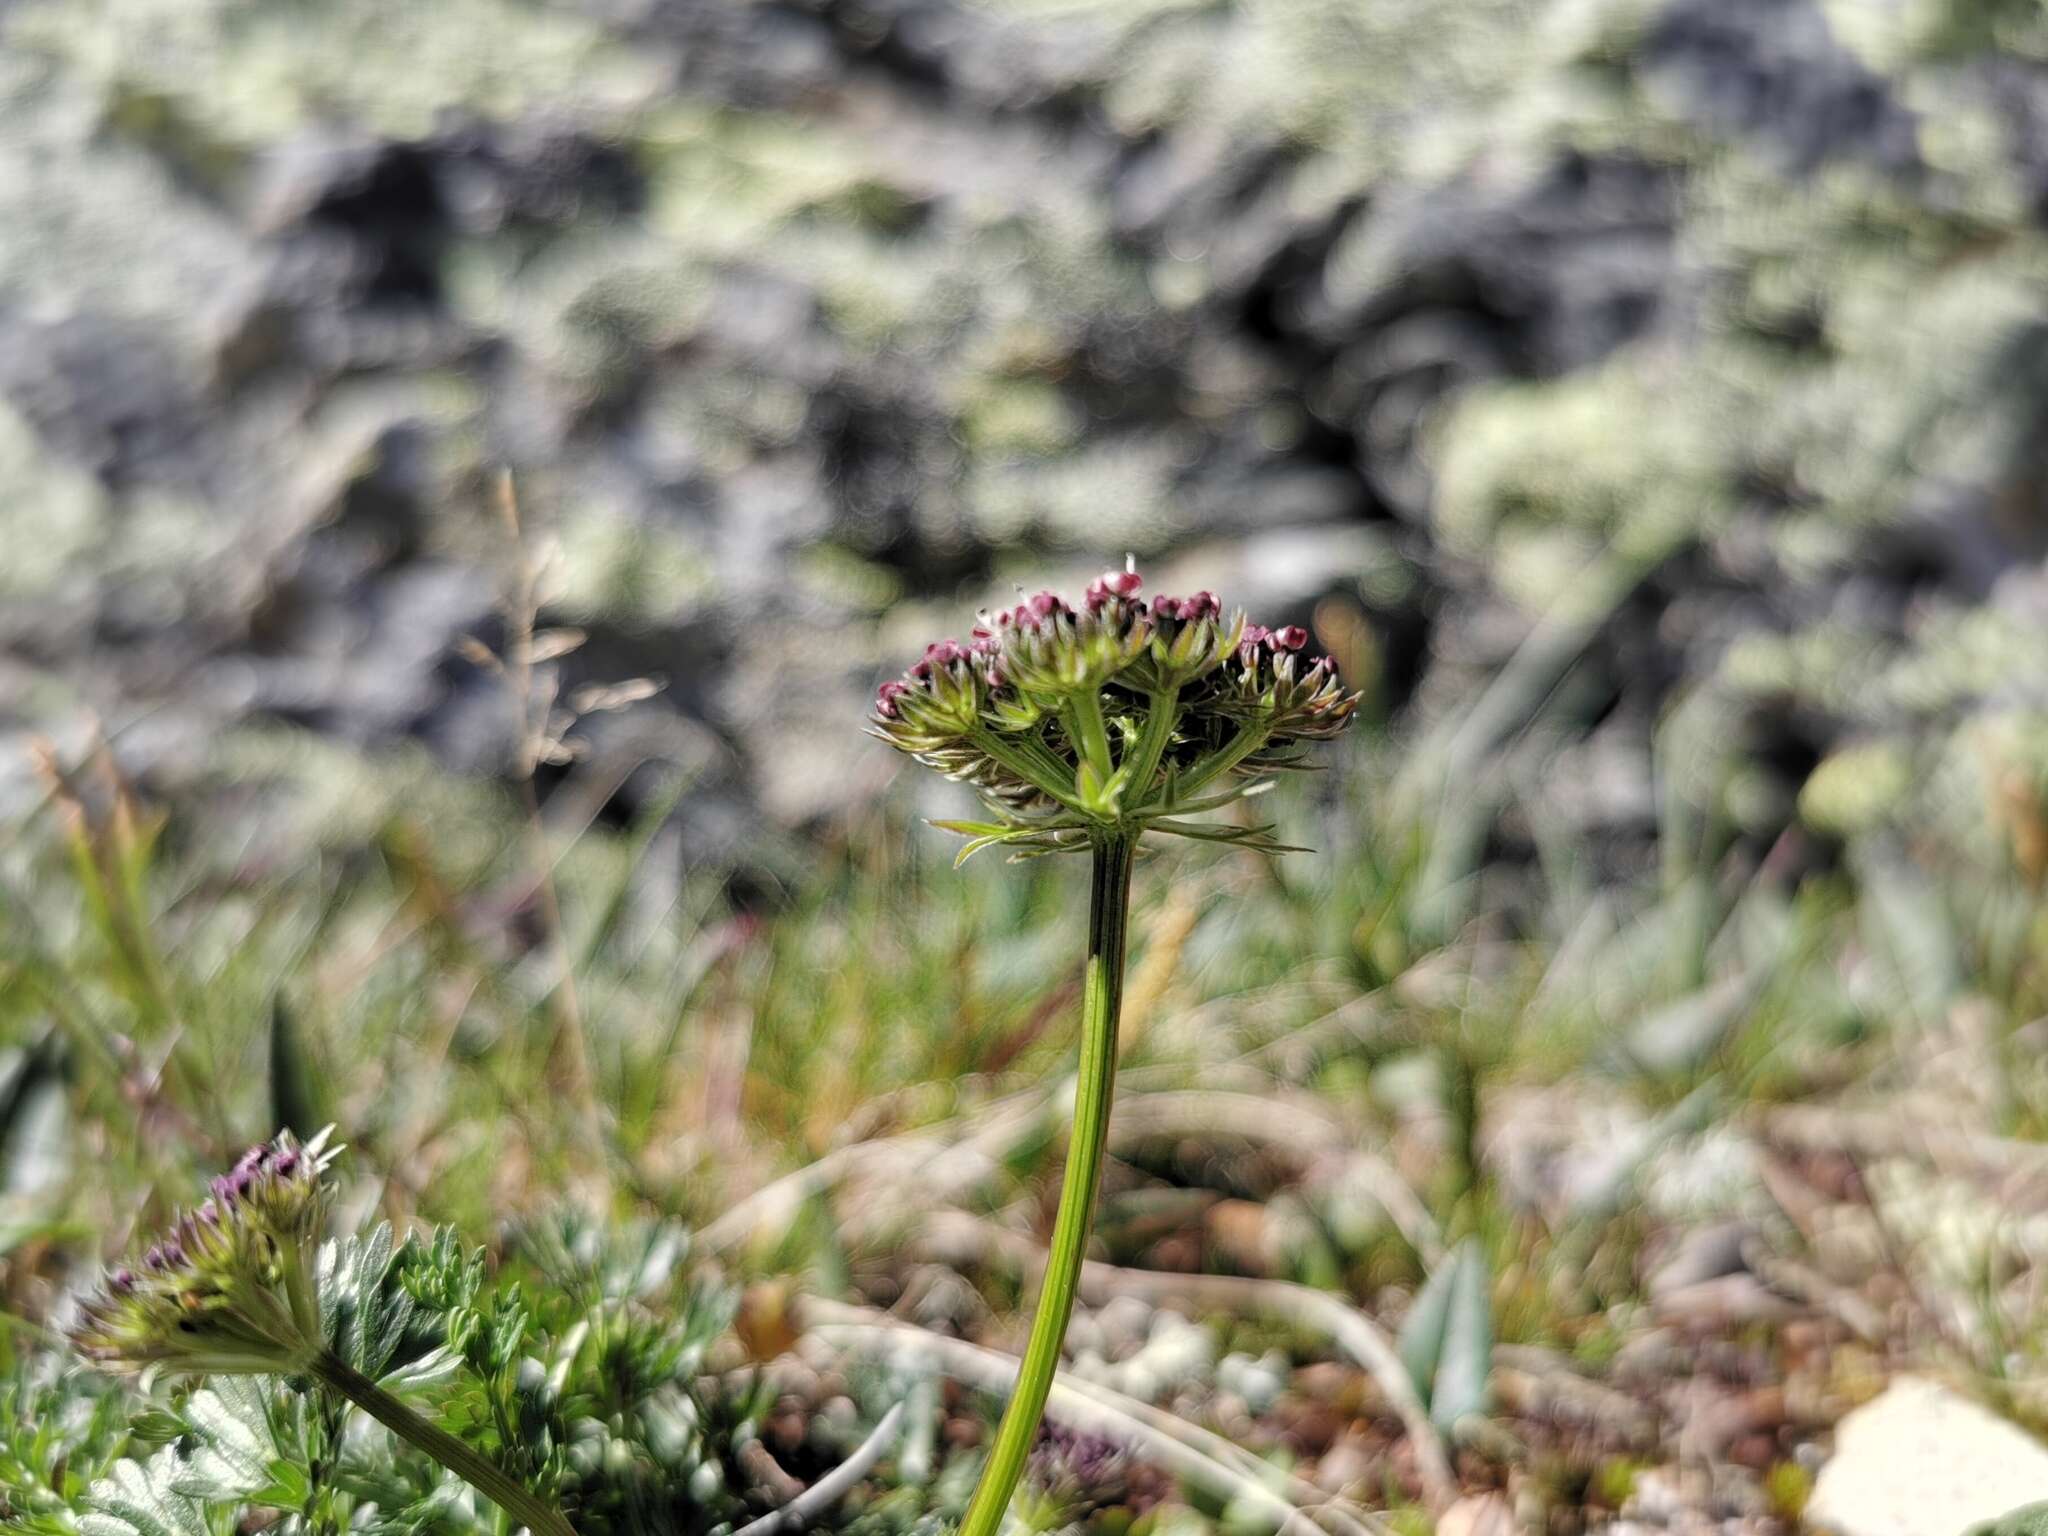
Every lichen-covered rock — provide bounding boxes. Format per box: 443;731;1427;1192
7;0;2048;883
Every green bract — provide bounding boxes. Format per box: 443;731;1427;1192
871;568;1359;861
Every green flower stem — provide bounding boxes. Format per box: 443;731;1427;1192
1117;685;1180;807
970;726;1087;812
1065;690;1118;789
1175;719;1272;801
311;1352;579;1536
957;831;1136;1536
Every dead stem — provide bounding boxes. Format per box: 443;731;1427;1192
489;471;607;1174
800;1296;1383;1536
918;1209;1460;1515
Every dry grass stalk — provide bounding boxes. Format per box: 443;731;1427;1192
919;1210;1459;1515
1119;879;1202;1050
799;1297;1385;1536
732;1402;906;1536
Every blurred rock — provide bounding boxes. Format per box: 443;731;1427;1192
1437;1493;1519;1536
3;0;2048;894
1642;0;1922;177
1647;1221;1758;1301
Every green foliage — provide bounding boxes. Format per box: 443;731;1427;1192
1972;1505;2048;1536
78;1378;288;1536
0;1369;133;1536
329;1224;455;1382
267;1000;328;1146
1395;1239;1494;1436
29;1211;810;1536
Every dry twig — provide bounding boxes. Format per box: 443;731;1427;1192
734;1403;906;1536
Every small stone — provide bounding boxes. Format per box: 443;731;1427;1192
1118;1364;1161;1404
1436;1492;1518;1536
1293;1361;1358;1406
1628;1466;1704;1524
1647;1220;1756;1299
1311;1434;1375;1495
1808;1377;2048;1536
1095;1294;1153;1353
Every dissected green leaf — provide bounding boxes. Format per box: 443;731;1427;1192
82;1381;286;1536
169;1379;277;1498
321;1224;421;1380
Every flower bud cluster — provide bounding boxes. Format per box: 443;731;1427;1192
70;1129;339;1377
1022;1423;1134;1524
871;567;1357;854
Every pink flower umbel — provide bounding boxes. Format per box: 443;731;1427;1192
871;566;1357;1536
871;565;1358;861
1023;1423;1136;1526
71;1129;339;1378
68;1130;578;1536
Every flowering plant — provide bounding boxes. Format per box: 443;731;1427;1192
872;566;1357;1536
873;567;1356;861
69;1132;578;1536
72;1132;338;1378
1019;1423;1137;1532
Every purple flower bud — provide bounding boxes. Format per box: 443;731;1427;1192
68;1128;343;1378
1237;624;1270;661
1152;590;1220;624
1272;625;1309;651
1084;570;1144;610
1028;1422;1131;1513
1020;591;1066;626
875;680;912;719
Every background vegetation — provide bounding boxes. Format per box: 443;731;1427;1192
8;0;2048;1531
